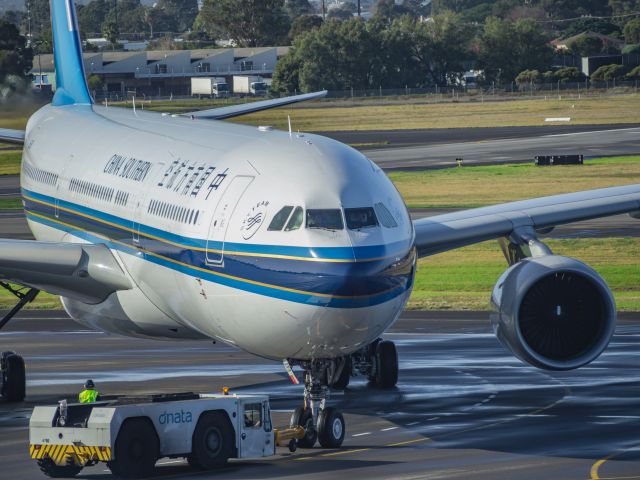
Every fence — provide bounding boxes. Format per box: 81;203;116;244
91;79;640;103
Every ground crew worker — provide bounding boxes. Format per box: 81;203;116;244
79;379;100;403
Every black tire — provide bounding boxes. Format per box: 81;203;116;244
2;353;25;402
329;357;351;390
317;407;345;449
189;411;234;470
375;340;398;389
37;458;82;478
107;418;159;479
290;406;317;448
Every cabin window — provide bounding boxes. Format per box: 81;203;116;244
268;206;294;231
306;209;344;231
345;207;378;230
285;207;303;231
374;203;398;228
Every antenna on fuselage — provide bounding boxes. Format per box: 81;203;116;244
288;115;292;139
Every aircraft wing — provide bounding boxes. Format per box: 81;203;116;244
0;128;25;145
0;240;132;304
185;90;328;120
413;184;640;257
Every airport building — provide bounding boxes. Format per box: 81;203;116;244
30;47;289;98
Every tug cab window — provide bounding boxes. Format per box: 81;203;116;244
243;403;262;428
268;206;294;231
345;207;378;230
285;207;303;231
306;209;344;230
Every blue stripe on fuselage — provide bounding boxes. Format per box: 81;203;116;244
22;188;415;308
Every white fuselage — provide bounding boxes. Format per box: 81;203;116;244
20;104;416;360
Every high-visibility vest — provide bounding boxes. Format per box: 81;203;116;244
79;389;99;403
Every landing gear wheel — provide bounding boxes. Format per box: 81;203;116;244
290;406;317;448
107;418;159;479
329;357;351;390
1;352;25;402
189;411;234;470
375;340;398;389
37;458;82;478
317;407;345;448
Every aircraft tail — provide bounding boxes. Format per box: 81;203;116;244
50;0;92;106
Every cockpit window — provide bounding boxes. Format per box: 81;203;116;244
306;209;344;230
374;202;398;228
345;207;378;230
285;207;304;231
268;206;294;231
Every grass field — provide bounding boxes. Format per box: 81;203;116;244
412;237;640;311
234;94;640;131
390;156;640;208
2;94;640;133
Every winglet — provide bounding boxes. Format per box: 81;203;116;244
50;0;92;106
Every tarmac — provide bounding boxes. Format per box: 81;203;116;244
1;312;640;479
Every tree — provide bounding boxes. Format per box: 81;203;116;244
567;35;606;57
554;67;586;83
608;0;640;19
144;6;177;38
77;0;110;36
1;10;23;28
373;0;412;23
515;69;541;85
197;0;291;47
285;0;314;18
563;18;619;38
0;20;33;82
102;19;119;49
289;15;323;40
626;65;640;80
327;5;354;21
537;0;610;18
591;63;625;81
22;0;50;39
624;18;640;44
478;17;553;84
156;0;199;32
271;50;302;94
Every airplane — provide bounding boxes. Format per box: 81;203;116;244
1;0;639;472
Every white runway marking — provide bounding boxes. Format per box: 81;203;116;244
382;427;398;431
352;432;371;437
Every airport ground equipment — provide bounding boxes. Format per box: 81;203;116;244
29;391;333;478
535;154;584;165
0;282;39;402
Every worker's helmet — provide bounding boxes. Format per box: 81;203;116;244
84;379;95;389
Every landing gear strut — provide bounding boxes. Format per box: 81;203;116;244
0;282;39;403
351;339;399;389
289;359;346;449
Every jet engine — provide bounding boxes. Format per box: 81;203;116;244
491;255;616;371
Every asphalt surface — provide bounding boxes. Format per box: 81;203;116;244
2;311;640;480
352;125;640;170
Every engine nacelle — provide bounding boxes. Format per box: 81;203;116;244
491;255;616;371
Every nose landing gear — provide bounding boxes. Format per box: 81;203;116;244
286;339;398;449
288;359;347;449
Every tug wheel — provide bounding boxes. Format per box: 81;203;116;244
37;458;82;478
108;418;159;479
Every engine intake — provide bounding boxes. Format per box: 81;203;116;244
491;255;616;370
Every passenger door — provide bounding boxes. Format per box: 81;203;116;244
206;176;254;265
